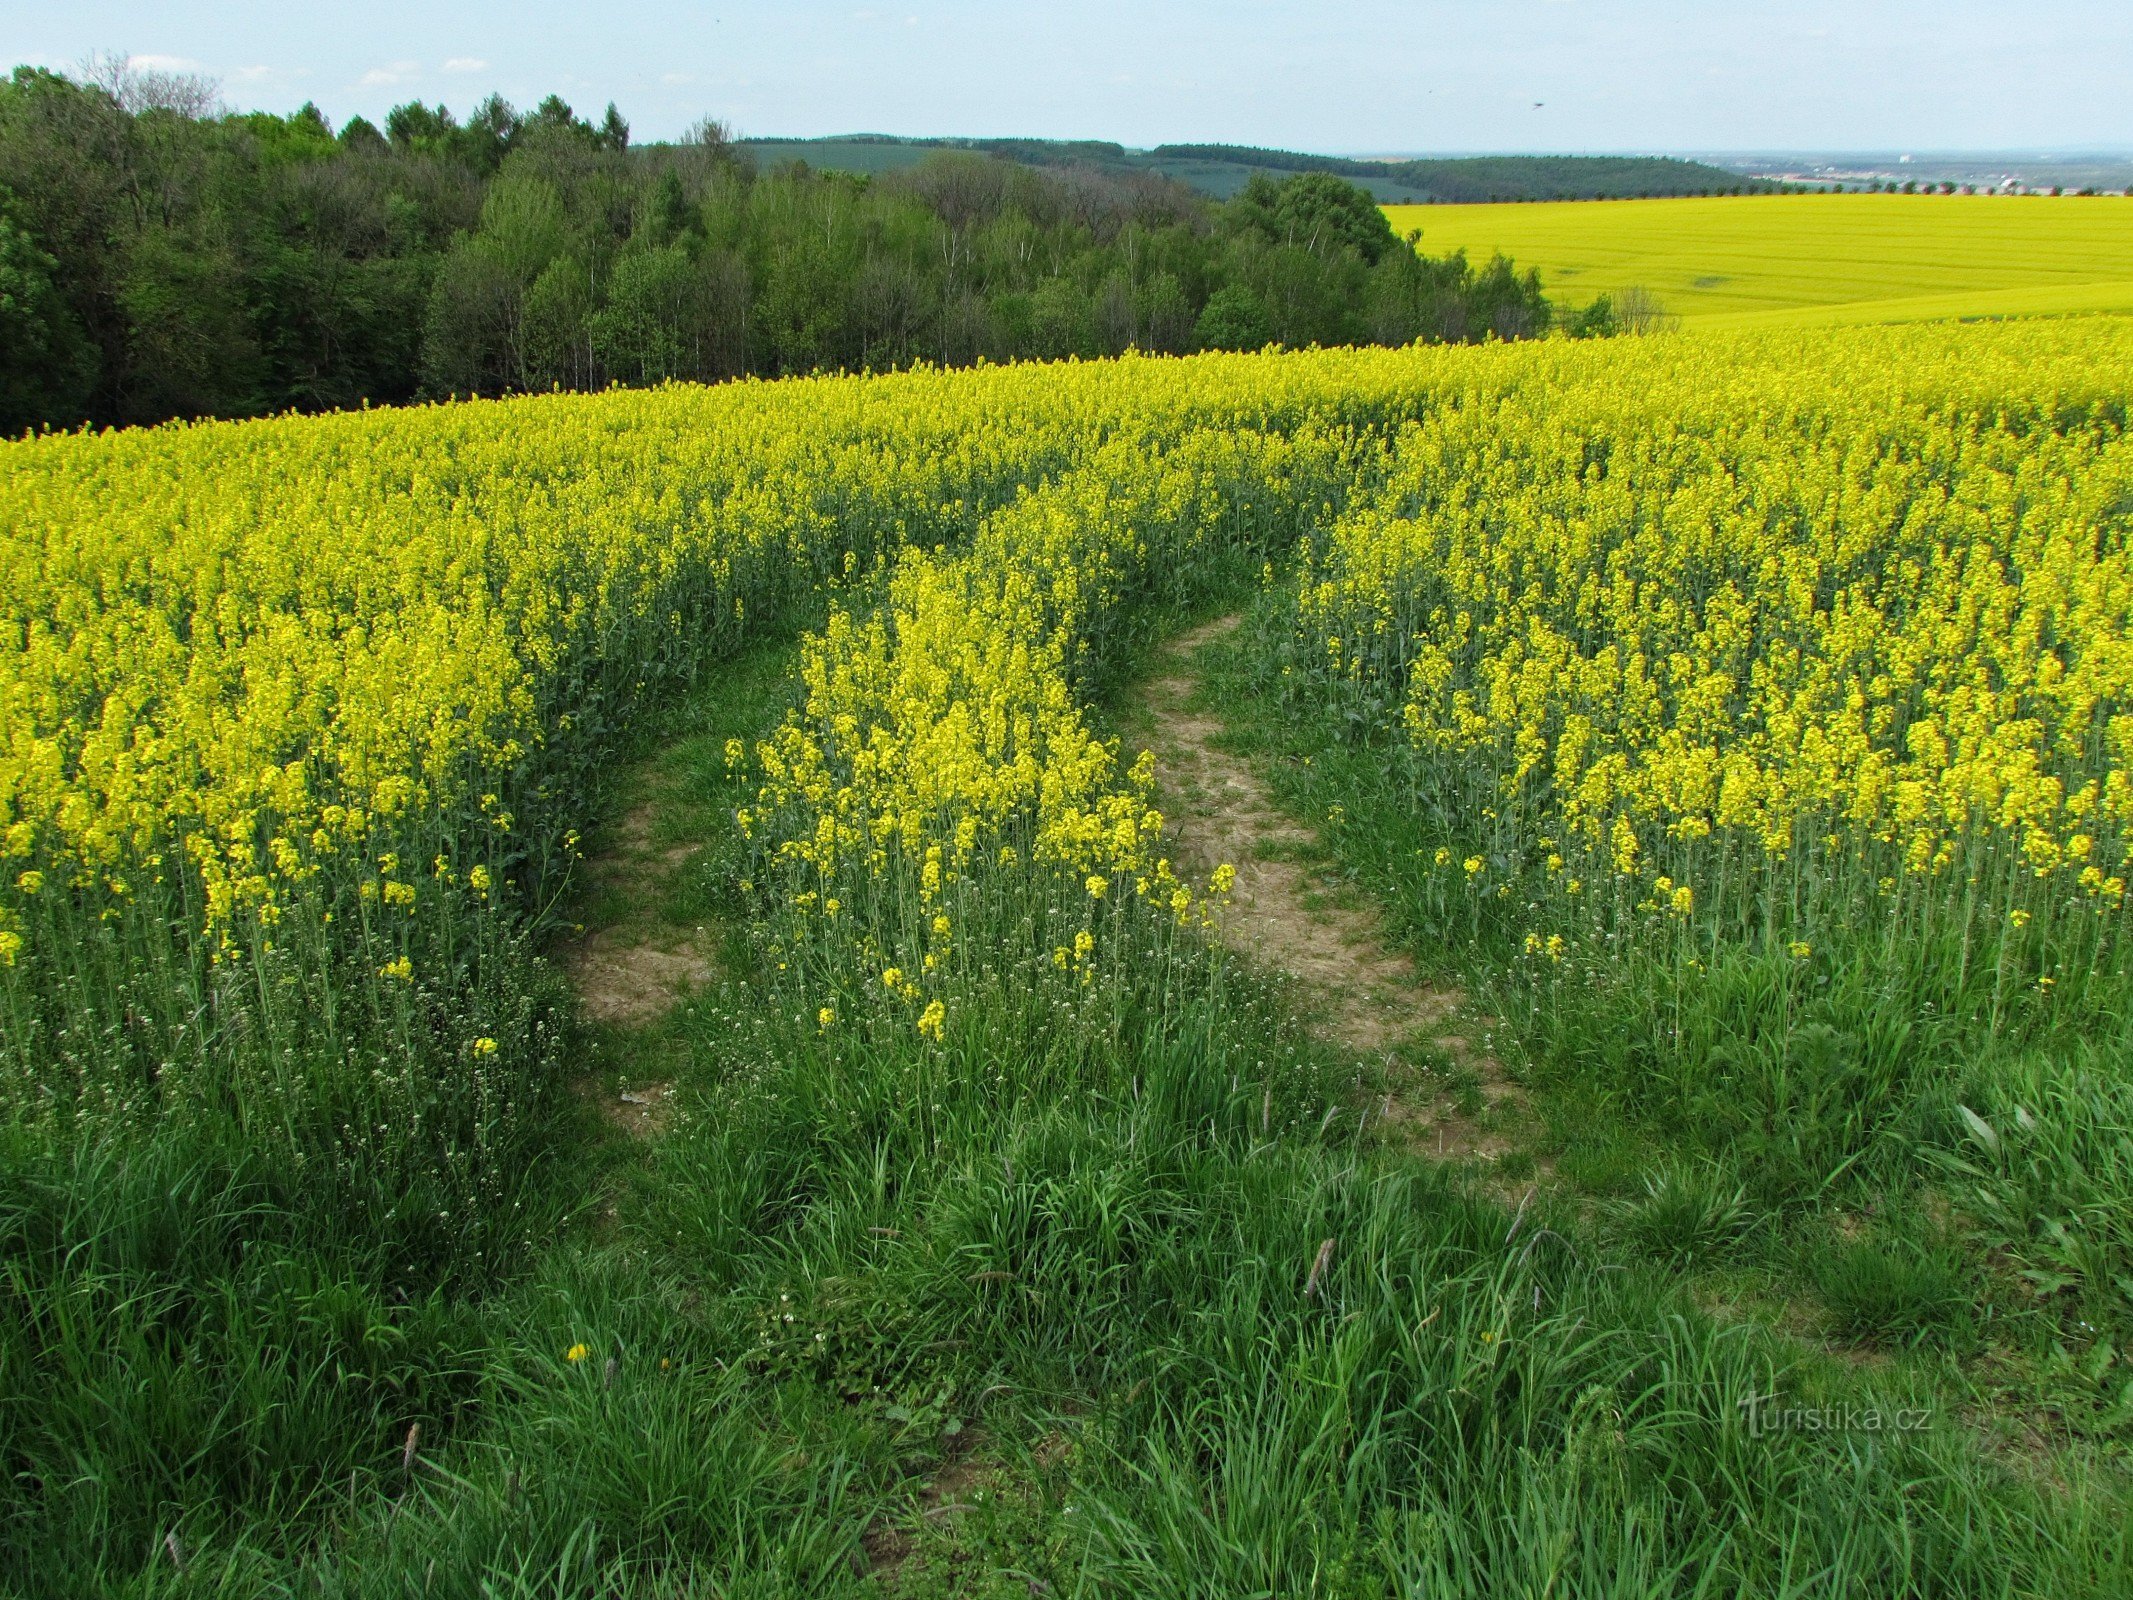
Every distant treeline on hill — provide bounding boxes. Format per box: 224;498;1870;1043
740;135;1786;203
0;65;1572;434
1149;146;1786;201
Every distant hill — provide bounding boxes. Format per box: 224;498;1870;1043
735;136;1784;203
1153;147;1782;201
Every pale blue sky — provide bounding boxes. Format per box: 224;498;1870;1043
6;1;2129;153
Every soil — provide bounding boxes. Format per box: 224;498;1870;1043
598;1081;678;1140
1143;615;1523;1161
555;796;710;1137
861;1429;993;1582
557;798;717;1028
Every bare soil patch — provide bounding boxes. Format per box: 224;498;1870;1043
565;934;715;1029
557;798;718;1028
553;794;711;1142
861;1429;993;1582
597;1080;678;1140
1145;615;1522;1160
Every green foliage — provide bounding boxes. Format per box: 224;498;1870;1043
1230;170;1400;263
592;245;709;383
0;63;468;425
1194;282;1271;350
0;186;88;431
0;66;1571;429
229;102;339;167
742;137;1782;204
1567;291;1621;337
1149;143;1781;200
1925;1049;2133;1340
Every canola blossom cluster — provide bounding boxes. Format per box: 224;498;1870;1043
749;426;1356;1040
0;368;1107;973
0;346;1440;1126
1288;321;2133;997
0;350;1452;974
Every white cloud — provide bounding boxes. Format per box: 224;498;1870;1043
127;53;203;72
229;64;275;83
442;57;488;74
660;71;697;85
358;60;421;88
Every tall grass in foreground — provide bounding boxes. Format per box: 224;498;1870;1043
49;879;2117;1595
191;875;2123;1596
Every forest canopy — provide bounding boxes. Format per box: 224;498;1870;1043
0;63;1559;433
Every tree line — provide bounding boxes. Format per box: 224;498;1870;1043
0;62;1566;435
1149;146;1786;201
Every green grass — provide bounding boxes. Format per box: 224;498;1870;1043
1210;583;2133;1458
564;632;809;956
1381;194;2133;326
263;905;2133;1596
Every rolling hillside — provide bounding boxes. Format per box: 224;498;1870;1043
1383;193;2133;326
733;135;1774;203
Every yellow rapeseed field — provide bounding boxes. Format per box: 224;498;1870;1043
5;321;2130;1098
748;424;1355;1041
0;347;1443;1117
1381;194;2133;326
1292;319;2133;1008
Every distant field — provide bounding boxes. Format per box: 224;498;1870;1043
1382;194;2133;326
